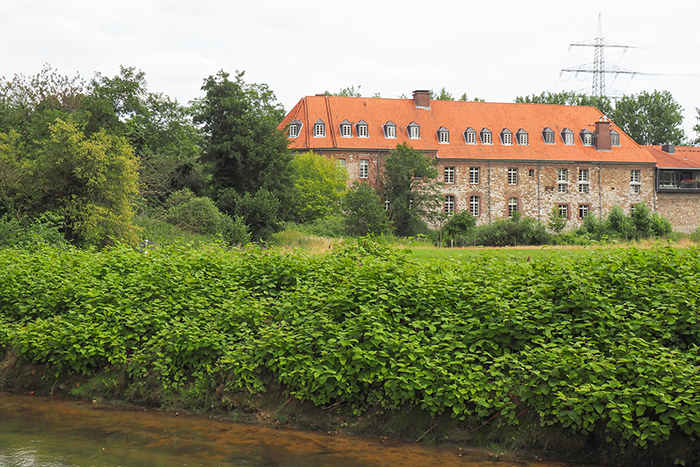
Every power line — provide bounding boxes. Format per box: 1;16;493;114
560;15;700;97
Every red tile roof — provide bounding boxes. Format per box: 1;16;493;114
279;95;657;164
645;145;700;169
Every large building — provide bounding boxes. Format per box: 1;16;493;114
280;90;696;231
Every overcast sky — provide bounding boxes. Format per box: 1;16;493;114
2;0;699;139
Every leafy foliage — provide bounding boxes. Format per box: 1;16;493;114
342;182;390;237
2;242;700;463
194;70;292;203
612;90;685;145
515;91;614;116
382;143;440;237
290;151;347;222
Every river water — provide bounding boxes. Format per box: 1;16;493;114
0;391;580;467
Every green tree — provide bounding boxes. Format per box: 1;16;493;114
194;70;293;213
612;90;685;145
515;91;614;116
693;107;700;146
325;85;362;97
37;119;140;247
290;151;348;223
547;205;567;234
342;182;389;236
382;143;440;237
433;88;454;101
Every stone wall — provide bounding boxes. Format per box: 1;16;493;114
656;193;700;234
437;161;655;229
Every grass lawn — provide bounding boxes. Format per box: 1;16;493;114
405;239;690;263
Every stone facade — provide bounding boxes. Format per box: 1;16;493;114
656;193;700;234
437;161;655;229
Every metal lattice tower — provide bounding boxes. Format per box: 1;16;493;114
561;14;636;99
592;15;605;97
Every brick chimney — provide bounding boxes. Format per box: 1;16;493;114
594;116;611;151
412;90;430;109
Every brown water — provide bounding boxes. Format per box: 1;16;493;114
0;391;579;467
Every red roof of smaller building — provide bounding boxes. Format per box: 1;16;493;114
645;145;700;169
280;95;657;164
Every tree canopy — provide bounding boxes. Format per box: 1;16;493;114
194;70;292;201
612;90;685;146
515;91;614;116
290;151;348;223
382;143;440;237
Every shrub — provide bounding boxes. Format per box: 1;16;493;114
472;213;551;246
164;189;223;235
342;182;390;237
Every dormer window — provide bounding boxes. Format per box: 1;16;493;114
384;121;396;139
407;122;420;139
516;129;528;146
610;129;620;146
356;120;369;138
580;129;593;146
314;120;326;137
288;119;302;138
480;128;492;145
437;126;449;144
542;128;555;144
500;129;513;146
339;120;352;138
561;128;574;145
464;127;477;145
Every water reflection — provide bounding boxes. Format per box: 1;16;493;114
0;391;575;467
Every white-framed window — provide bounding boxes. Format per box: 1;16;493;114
501;129;513;146
561;129;574;145
469;196;480;217
508;168;518;185
407;122;420;139
469;167;480;184
580;130;593;146
464;128;477;145
557;168;568;182
578;168;590;193
480;129;492;145
542;128;555;144
579;204;589;219
444;166;455;184
438;127;449;144
384;121;396;138
579;168;589;182
356;121;369;138
359;159;369;179
314;120;326;137
337;158;346;169
516;129;528;146
340;123;352;137
610;130;620;146
508;197;518;217
289;124;299;138
630;169;641;194
558;204;568;219
558;183;568;193
444;195;455;213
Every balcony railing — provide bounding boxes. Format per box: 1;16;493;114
658;180;700;191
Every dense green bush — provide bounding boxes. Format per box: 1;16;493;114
471;213;551;246
1;241;700;463
574;203;672;244
163;189;250;246
0;212;68;248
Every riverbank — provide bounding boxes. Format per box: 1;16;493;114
2;241;700;466
1;355;598;467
